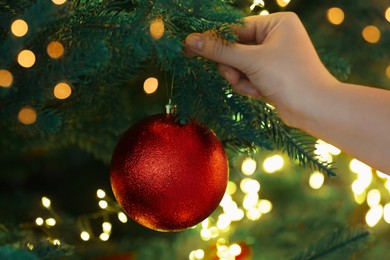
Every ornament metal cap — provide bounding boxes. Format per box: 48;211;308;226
165;99;175;114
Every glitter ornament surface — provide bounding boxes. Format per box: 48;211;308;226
110;114;228;232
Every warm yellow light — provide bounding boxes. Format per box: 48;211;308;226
316;139;341;156
258;199;272;214
209;226;219;238
386;7;390;22
386;65;390;79
143;77;158;94
365;205;383;227
27;243;34;250
47;41;64;59
97;189;106;198
150;17;165;40
201;218;210;229
385;179;390;193
354;190;366;205
18;107;37;125
276;0;290;8
250;0;264;11
200;228;211;241
54;82;72;99
99;200;108;209
52;0;67;5
11;19;28;37
102;222;112;233
246;208;261;221
350;159;371;174
41;197;51;208
226;181;237;195
362;25;381;44
376;170;389;179
217;214;231;230
52;239;61;246
327;7;345;25
80;231;90;241
46;218;56;226
263;155;284;173
384;203;390;223
217;245;229;259
0;69;13;87
309;171;325;190
259;10;269;16
118;212;128;223
99;233;110;241
241;157;257;176
243;193;259;210
240;178;260;194
35;217;44;226
229;208;245;221
367;189;381;207
229;244;242;256
18;50;36;68
194;249;205;259
352;180;368;195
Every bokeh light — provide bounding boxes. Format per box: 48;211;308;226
18;50;36;68
362;25;381;43
241;157;257;176
80;231;90;241
18;107;37;125
0;69;13;87
386;65;390;79
327;7;345;25
54;82;72;100
386;7;390;22
276;0;290;8
309;171;325;190
47;41;64;59
367;189;381;207
150;17;165;40
11;19;28;37
263;155;284;173
143;77;159;94
365;205;383;227
52;0;67;5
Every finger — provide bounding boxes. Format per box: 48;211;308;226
237;13;293;44
185;32;252;71
231;78;262;98
217;64;241;85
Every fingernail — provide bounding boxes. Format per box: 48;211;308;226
186;34;204;51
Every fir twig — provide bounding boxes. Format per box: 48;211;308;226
291;227;370;260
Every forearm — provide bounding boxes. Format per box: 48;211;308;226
291;81;390;173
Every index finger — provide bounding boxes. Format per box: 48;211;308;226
236;13;283;44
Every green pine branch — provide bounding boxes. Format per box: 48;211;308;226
291;227;370;260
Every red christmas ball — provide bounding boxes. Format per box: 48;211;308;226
110;114;228;232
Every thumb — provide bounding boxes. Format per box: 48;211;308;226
185;32;250;70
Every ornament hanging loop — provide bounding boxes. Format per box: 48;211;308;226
165;71;175;115
165;99;174;114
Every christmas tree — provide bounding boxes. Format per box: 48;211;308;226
1;0;389;259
